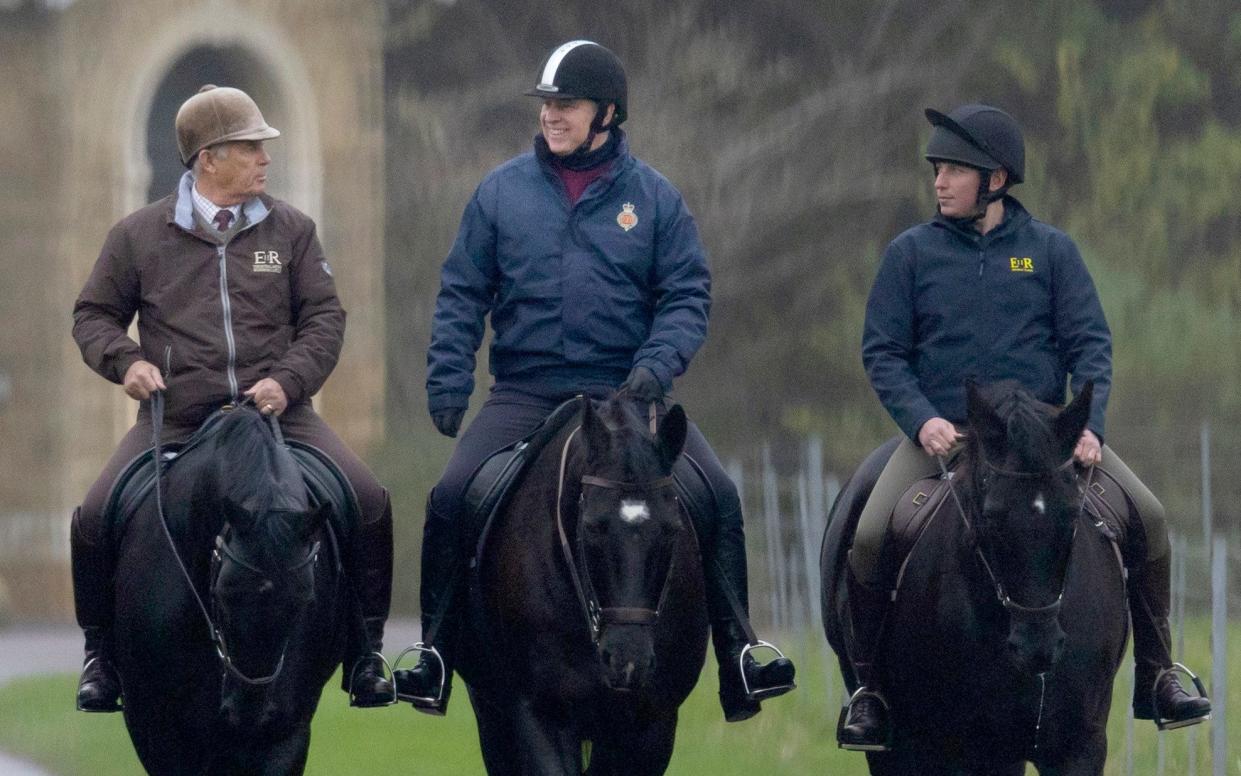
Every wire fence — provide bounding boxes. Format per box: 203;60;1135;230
731;434;1237;776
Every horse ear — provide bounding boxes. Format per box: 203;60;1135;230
1054;381;1094;459
656;405;687;472
304;502;330;542
965;380;1005;458
580;396;608;462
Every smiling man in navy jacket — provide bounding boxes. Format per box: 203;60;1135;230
397;40;794;722
838;103;1210;751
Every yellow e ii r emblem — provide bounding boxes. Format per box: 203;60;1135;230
1009;257;1034;272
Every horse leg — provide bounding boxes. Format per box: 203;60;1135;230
584;710;677;776
1033;735;1107;776
512;695;581;775
467;686;523;776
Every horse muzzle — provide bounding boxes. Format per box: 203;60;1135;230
598;624;657;691
1006;618;1066;676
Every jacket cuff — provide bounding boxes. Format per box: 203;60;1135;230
428;391;469;414
109;353;143;386
270;371;306;405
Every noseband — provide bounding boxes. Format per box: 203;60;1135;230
209;528;320;685
940;453;1087;624
555;426;680;643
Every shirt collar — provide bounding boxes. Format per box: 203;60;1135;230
174;170;270;231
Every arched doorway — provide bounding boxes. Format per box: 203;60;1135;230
145;44;293;204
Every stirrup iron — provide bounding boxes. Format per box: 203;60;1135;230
836;685;893;752
738;640;795;700
1152;662;1211;731
392;642;447;705
348;650;398;707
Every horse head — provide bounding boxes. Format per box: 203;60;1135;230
574;395;687;691
207;409;327;728
964;380;1093;676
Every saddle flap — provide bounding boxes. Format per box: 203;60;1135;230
880;475;954;586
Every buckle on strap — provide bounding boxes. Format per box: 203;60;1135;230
392;643;447;705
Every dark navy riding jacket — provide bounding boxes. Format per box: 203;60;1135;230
862;196;1112;442
427;133;711;413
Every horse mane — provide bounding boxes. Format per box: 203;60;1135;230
212;409;309;554
965;381;1061;472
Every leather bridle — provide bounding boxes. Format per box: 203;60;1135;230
555;426;680;643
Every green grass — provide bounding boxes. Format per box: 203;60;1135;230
1;620;1237;775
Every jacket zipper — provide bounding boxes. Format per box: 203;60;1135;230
217;243;240;400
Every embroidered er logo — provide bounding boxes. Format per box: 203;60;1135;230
253;250;282;274
617;202;639;232
1009;257;1034;273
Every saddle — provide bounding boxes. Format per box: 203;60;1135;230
102;409;360;551
877;461;1135;592
461;399;718;567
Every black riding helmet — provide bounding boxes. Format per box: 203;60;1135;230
526;40;627;162
925;103;1025;219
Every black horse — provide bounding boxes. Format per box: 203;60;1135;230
113;406;345;775
822;382;1129;775
457;395;709;775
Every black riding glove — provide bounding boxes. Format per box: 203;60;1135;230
621;366;664;402
431;408;464;438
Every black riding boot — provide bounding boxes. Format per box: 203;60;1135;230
72;508;122;712
707;509;796;723
837;563;892;751
343;491;396;708
394;499;462;716
1129;553;1211;728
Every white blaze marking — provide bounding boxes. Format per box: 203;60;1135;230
620;500;650;524
1033;493;1046;515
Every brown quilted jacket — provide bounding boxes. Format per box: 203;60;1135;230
72;177;345;425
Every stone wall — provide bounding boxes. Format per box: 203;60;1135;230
0;0;386;620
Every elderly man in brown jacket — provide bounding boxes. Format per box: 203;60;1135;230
71;85;394;711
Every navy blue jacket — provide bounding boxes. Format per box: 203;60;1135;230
862;197;1112;442
427;132;711;413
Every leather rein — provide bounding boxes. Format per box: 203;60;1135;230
150;391;318;686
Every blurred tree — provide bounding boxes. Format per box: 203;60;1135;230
382;0;1241;531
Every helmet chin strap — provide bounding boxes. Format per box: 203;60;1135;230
561;104;612;164
940;166;1010;226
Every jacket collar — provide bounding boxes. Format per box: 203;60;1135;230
171;170;271;232
932;194;1032;243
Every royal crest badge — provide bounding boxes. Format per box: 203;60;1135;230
617;202;638;232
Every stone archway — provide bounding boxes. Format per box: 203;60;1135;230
144;45;292;204
108;12;325;438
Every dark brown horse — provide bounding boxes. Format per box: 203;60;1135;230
822;382;1129;775
458;395;709;775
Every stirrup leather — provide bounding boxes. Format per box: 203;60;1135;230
1152;662;1211;731
392;642;447;705
348;651;398;707
739;640;795;701
837;686;893;752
